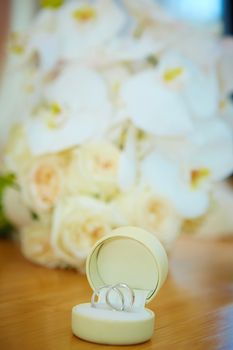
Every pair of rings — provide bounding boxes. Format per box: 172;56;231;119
91;283;135;312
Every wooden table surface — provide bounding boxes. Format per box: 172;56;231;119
0;237;233;350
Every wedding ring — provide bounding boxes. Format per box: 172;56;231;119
113;283;135;310
91;285;111;308
91;283;135;312
105;286;125;311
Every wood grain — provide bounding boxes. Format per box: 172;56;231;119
0;237;233;350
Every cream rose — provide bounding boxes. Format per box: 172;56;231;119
20;219;63;268
113;188;182;250
66;143;121;200
20;153;69;213
51;196;118;270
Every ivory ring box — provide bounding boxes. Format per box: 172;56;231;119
72;226;168;345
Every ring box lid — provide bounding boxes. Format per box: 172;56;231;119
86;226;168;303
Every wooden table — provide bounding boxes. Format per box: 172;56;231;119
0;237;232;350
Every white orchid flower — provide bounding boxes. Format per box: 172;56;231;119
141;152;209;218
21;0;127;72
158;119;233;181
141;119;233;218
27;33;60;74
157;53;219;119
55;0;127;61
7;11;60;75
120;68;193;136
24;9;60;74
120;52;219;136
185;119;233;181
25;65;113;155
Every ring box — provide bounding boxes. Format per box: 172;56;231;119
72;226;168;345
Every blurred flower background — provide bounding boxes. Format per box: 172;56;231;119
0;0;233;272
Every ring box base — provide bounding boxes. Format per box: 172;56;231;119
72;303;155;345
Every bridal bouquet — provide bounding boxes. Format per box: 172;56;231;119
1;0;233;271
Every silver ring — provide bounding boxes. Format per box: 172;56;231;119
91;285;111;308
91;283;135;312
113;283;135;310
105;286;125;311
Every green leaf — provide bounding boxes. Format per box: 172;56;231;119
0;173;17;238
0;173;16;195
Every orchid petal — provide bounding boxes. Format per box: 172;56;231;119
56;0;127;60
26;66;113;154
25;111;110;155
158;52;219;119
141;152;209;218
188;119;233;181
184;69;219;119
121;70;193;136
